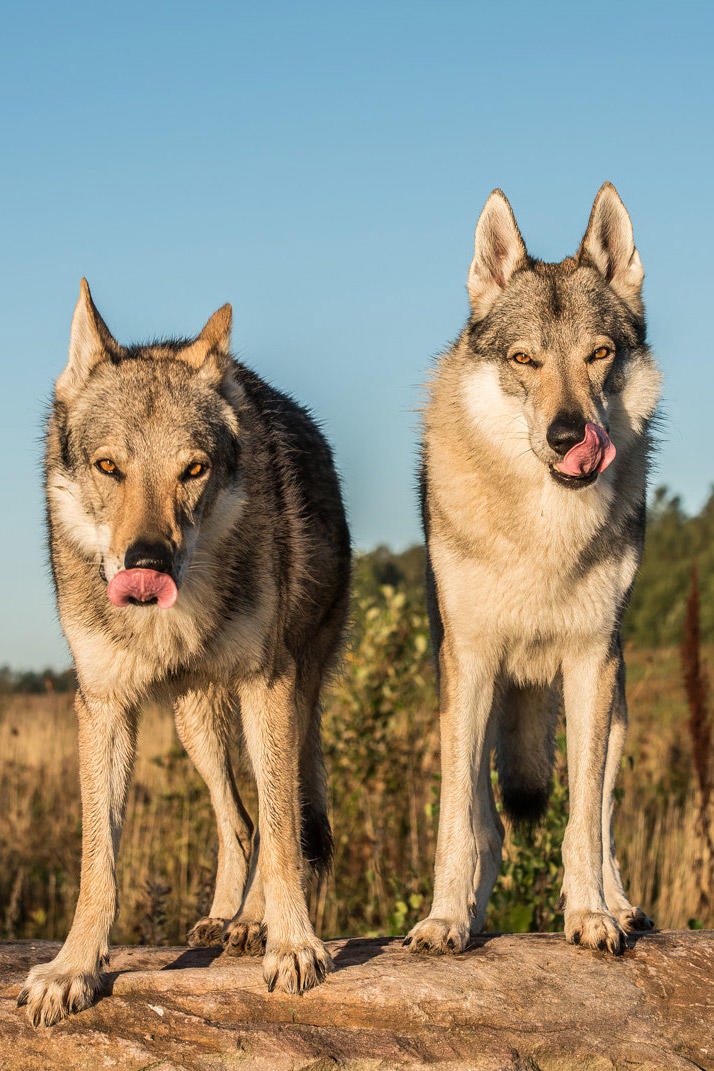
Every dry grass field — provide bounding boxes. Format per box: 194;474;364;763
0;587;711;946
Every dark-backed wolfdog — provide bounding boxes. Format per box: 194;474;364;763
20;281;350;1026
408;184;660;958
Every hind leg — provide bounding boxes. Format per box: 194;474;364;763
236;665;332;992
474;683;557;932
225;633;337;957
470;707;504;932
224;671;331;956
223;827;267;955
602;659;654;932
173;687;254;947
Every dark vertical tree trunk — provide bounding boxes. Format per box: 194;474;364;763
681;564;713;918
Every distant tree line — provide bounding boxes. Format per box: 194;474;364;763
626;488;714;646
0;666;76;696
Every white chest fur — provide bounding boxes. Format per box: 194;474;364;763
428;454;639;687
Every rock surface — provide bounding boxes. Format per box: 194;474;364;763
0;931;712;1070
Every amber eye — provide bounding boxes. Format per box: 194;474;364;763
591;346;612;361
96;458;118;476
183;461;207;480
512;352;532;365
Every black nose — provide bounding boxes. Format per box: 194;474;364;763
546;413;587;456
124;540;174;575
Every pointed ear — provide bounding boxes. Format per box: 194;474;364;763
181;304;233;375
56;279;120;401
579;183;644;315
467;190;527;319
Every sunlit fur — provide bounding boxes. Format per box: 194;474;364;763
20;282;350;1026
407;184;660;958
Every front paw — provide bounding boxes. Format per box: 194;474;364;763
565;909;626;954
404;916;470;955
17;959;102;1027
187;916;226;947
263;937;333;993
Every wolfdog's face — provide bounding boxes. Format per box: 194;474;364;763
48;283;243;607
462;184;660;488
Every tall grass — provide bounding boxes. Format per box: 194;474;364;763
0;586;710;945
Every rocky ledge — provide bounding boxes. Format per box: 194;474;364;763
0;931;712;1070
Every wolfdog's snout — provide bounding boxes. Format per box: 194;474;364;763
551;421;616;479
106;539;179;608
546;412;587;456
124;539;174;575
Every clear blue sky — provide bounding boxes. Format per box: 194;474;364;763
1;1;712;668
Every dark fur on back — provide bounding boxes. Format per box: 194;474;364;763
228;362;351;667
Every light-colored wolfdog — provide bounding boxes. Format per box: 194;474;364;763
20;281;351;1026
406;184;660;957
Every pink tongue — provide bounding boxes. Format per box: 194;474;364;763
107;568;178;608
555;423;616;478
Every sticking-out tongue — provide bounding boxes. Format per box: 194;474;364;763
107;568;178;608
555;423;616;478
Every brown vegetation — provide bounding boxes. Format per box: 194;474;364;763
680;565;713;920
0;581;711;946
